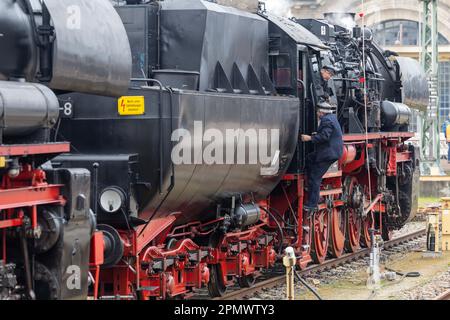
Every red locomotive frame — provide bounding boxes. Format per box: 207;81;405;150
94;132;414;299
0;144;69;277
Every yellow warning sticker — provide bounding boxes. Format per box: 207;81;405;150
118;96;145;116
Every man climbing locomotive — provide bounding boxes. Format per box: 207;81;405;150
0;0;423;300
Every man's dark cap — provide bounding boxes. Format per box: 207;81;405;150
322;65;338;74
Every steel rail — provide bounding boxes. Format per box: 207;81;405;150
435;289;450;300
212;228;427;300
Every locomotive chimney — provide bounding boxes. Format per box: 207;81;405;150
324;12;356;30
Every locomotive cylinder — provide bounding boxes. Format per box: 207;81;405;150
381;101;412;130
323;12;356;30
0;0;132;97
341;145;357;165
0;80;59;136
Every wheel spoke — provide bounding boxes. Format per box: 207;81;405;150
360;214;373;248
208;264;227;297
329;207;346;258
238;275;255;288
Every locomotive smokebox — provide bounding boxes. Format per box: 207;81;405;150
215;0;259;12
233;203;261;228
324;12;356;30
0;80;59;137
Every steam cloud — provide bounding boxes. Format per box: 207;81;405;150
264;0;293;17
325;13;356;30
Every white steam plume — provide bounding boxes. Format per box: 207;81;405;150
264;0;293;17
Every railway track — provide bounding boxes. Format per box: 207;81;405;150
212;229;427;300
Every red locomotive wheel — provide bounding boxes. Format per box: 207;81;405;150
311;209;330;264
345;207;361;253
208;264;227;297
328;207;346;258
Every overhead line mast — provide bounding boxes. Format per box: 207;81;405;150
419;0;442;175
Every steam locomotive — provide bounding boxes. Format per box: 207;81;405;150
0;0;426;300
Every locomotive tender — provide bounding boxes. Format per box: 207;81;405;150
0;0;425;299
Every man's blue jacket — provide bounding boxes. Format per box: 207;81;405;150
311;113;344;163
